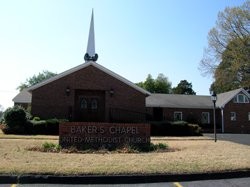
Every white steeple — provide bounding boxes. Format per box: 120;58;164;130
84;9;98;62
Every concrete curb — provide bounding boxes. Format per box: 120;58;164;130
0;175;17;184
1;170;250;184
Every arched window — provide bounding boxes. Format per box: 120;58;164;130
91;99;98;110
80;98;87;109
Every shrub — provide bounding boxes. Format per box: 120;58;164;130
150;120;202;136
29;118;67;135
42;142;61;152
33;116;40;121
45;118;59;135
31;120;47;134
2;106;33;134
4;106;27;128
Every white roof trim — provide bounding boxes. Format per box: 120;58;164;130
217;88;250;108
27;61;151;95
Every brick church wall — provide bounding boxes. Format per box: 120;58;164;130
31;65;147;122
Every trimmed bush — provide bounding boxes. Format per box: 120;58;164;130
150;120;202;136
45;118;59;135
31;120;47;134
29;118;67;135
4;106;27;128
2;106;31;134
33;116;40;121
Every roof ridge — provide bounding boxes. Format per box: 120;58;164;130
27;62;151;95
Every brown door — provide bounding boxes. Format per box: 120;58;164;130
75;90;105;122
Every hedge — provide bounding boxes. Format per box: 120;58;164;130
150;121;202;136
2;118;68;135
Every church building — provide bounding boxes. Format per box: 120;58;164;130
26;11;150;122
13;11;250;134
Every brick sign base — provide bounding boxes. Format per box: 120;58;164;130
59;122;150;150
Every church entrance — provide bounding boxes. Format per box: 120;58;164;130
75;90;105;122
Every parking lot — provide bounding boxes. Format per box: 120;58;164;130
204;133;250;146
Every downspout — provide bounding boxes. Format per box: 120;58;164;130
221;106;224;133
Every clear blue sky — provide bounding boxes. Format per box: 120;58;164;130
0;0;246;110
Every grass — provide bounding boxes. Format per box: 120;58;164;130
0;134;249;175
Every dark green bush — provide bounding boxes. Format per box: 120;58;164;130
33;116;40;121
42;142;61;152
29;118;67;135
31;120;47;134
4;106;27;128
2;106;32;134
150;120;202;136
45;118;59;135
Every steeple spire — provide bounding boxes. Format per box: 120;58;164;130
84;9;98;62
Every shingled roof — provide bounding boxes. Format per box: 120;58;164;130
27;61;151;95
12;89;32;104
146;94;213;109
146;88;250;109
216;88;250;108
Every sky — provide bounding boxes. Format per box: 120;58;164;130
0;0;247;110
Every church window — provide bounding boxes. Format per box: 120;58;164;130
174;112;182;121
80;98;87;109
91;99;98;110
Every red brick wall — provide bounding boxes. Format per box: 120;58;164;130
31;65;147;121
146;107;221;128
223;99;250;133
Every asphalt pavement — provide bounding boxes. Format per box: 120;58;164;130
2;177;250;187
204;133;250;146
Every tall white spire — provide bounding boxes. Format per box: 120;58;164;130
84;9;98;62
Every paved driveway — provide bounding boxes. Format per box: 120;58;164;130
204;133;250;146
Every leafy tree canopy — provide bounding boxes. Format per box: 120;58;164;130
199;1;250;93
17;70;57;92
136;73;172;93
172;80;196;95
211;37;250;93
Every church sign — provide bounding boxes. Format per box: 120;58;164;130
59;122;150;150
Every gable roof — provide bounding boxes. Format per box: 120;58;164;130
12;89;32;104
146;88;250;109
27;61;151;95
216;88;250;108
146;94;213;109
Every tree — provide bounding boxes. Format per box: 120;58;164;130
199;1;250;91
144;74;156;93
172;80;196;95
136;73;172;93
0;104;4;120
17;70;57;91
211;37;250;93
154;73;172;93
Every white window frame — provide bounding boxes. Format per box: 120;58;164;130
174;112;182;121
233;94;249;103
230;112;236;121
201;112;210;124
